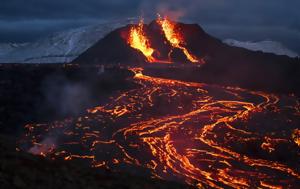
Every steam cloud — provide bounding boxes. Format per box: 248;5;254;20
42;74;92;117
29;137;57;155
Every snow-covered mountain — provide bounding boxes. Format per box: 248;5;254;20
0;19;136;63
223;39;299;58
0;43;28;57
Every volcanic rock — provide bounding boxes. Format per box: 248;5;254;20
72;20;300;94
0;134;193;189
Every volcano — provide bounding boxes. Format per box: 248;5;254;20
72;19;300;94
72;19;215;64
72;19;300;65
12;18;300;189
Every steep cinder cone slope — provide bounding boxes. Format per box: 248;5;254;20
72;20;300;94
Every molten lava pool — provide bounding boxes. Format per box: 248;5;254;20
19;67;300;188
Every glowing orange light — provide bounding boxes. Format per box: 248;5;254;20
292;129;300;147
157;15;198;63
128;19;156;62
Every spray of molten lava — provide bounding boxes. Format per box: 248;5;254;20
157;16;199;63
128;19;156;62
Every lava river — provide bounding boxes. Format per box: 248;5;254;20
19;68;300;188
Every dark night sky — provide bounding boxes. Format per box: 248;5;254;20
0;0;300;52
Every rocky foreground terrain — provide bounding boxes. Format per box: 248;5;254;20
0;64;194;188
0;64;136;134
0;135;192;189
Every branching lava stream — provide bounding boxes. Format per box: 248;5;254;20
19;67;300;188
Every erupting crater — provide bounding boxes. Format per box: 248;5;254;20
73;16;209;65
125;16;203;64
156;15;199;63
127;19;156;62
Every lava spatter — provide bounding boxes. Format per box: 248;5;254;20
128;19;156;62
157;16;199;63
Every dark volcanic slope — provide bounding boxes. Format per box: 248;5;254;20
0;64;137;135
0;135;192;189
72;20;300;66
72;20;221;65
72;25;146;65
72;20;300;94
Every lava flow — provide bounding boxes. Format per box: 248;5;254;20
157;16;199;63
19;68;300;188
127;17;201;64
128;19;156;62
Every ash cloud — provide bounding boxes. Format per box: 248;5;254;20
28;136;57;155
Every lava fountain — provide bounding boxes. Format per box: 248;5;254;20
128;19;156;62
157;15;199;63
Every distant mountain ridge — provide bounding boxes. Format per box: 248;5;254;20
0;19;136;63
224;39;299;58
0;43;28;57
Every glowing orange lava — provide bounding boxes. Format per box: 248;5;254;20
292;129;300;147
19;67;300;188
157;16;199;63
128;19;156;62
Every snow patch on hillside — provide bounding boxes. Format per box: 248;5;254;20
224;39;299;58
0;19;135;63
